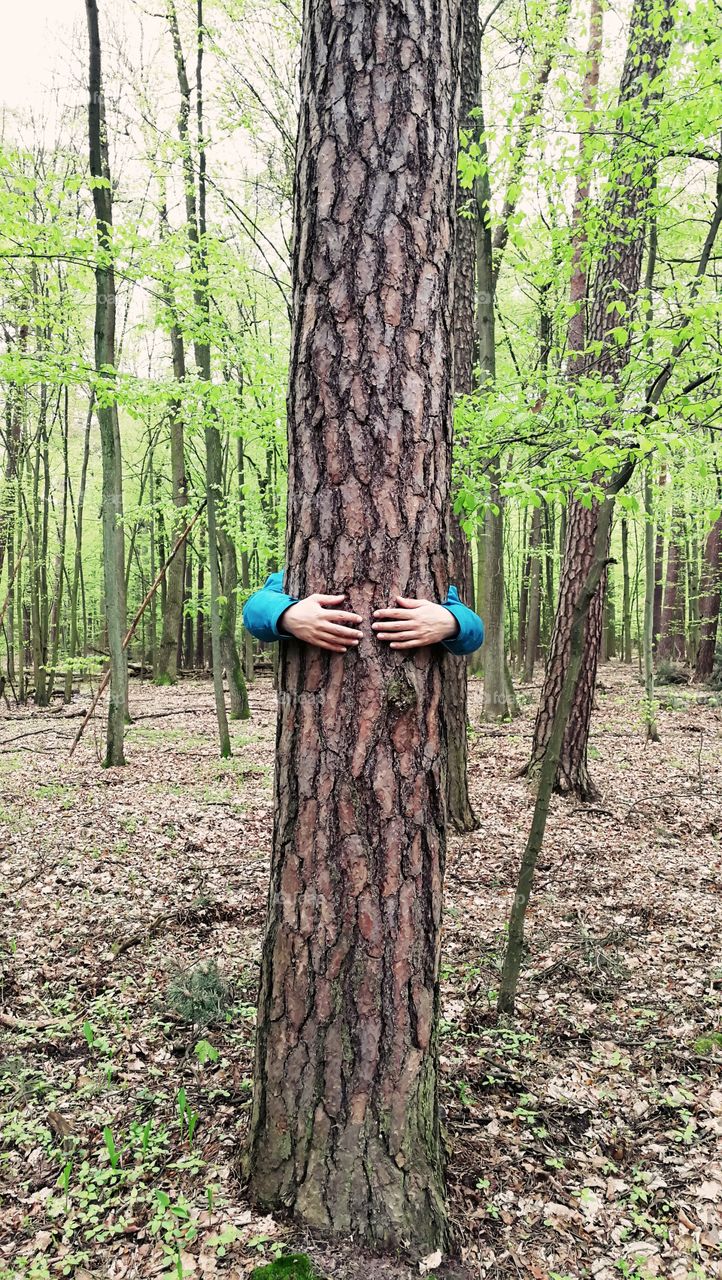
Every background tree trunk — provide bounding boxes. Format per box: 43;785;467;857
446;0;482;833
657;517;686;662
247;0;461;1250
85;0;128;767
156;198;189;685
526;0;673;798
695;512;722;678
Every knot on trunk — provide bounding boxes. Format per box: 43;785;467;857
385;668;417;715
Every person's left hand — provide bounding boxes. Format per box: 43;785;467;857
372;596;459;650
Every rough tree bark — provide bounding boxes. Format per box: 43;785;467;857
526;0;673;799
247;0;462;1250
85;0;128;767
446;0;481;833
695;512;722;679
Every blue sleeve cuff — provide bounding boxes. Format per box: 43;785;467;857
441;585;485;656
242;571;298;642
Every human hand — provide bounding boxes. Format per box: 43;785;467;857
372;596;459;650
280;594;364;653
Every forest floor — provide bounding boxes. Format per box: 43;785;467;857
0;665;721;1280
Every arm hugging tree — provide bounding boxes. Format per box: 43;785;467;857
246;0;462;1252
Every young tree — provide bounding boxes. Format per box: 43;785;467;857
526;0;674;799
85;0;128;766
247;0;462;1250
167;0;231;756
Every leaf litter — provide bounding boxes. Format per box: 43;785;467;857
0;667;720;1280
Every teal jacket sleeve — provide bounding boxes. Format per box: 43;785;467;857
242;571;298;642
441;586;485;656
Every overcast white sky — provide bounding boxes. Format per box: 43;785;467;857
1;1;85;111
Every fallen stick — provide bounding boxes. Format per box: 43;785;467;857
69;503;205;757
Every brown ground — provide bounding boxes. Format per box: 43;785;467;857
0;666;720;1280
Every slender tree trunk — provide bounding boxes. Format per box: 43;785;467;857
523;505;543;683
446;0;481;832
167;0;230;756
218;524;249;719
238;439;255;683
621;517;632;662
695;512;722;679
65;399;93;702
657;517;686;662
643;467;660;739
499;462;635;1013
247;0;461;1249
195;540;205;668
653;469;667;646
47;388;71;701
526;0;673;798
184;550;193;670
86;0;128;766
156;197;189;684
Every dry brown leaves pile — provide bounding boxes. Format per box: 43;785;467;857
0;666;720;1280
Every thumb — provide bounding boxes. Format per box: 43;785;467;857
395;595;422;608
315;593;346;606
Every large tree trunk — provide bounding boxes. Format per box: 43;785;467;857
247;0;461;1251
85;0;128;767
526;0;673;798
695;512;722;678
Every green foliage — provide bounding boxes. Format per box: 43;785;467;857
250;1256;321;1280
166;961;234;1029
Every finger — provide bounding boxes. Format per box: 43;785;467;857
322;609;364;625
372;620;419;632
375;631;419;644
395;596;423;608
373;608;410;620
315;639;349;652
320;624;362;642
390;640;421;649
313;594;346;606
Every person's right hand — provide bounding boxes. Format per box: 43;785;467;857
279;594;364;653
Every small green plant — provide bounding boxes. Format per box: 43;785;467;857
167;960;233;1029
194;1039;219;1065
693;1031;722;1054
250;1255;319;1280
102;1125;119;1169
177;1088;199;1145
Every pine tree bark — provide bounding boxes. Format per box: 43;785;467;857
85;0;128;766
247;0;462;1250
695;512;722;678
446;0;481;833
526;0;673;798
